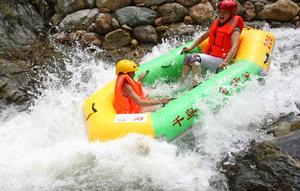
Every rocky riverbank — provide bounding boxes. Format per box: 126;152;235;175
50;0;299;49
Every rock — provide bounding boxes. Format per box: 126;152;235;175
296;20;300;28
59;8;100;31
134;0;173;7
157;3;188;24
275;129;300;160
184;15;194;24
133;0;144;5
223;142;300;191
133;25;158;43
0;59;31;105
243;1;256;21
237;0;244;16
85;0;96;8
98;7;110;13
244;21;266;28
81;32;102;46
254;2;265;12
103;29;131;49
270;21;295;28
162;23;197;38
0;0;44;58
257;0;300;21
111;18;120;29
175;0;200;7
189;2;214;24
56;0;86;14
35;0;56;20
155;25;168;32
87;23;96;32
95;13;113;34
69;30;87;43
250;0;269;4
291;119;300;131
55;32;70;44
50;13;65;26
154;16;168;26
131;39;139;48
121;24;133;32
96;0;132;12
115;6;158;27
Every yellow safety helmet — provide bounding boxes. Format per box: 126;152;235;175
115;59;138;75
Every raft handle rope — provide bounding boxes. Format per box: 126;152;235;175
161;61;175;68
86;103;98;121
264;53;270;64
92;103;97;112
162;97;176;107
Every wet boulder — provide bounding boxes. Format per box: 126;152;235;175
115;6;158;27
189;2;214;24
157;3;187;24
161;23;197;38
222;142;300;191
0;0;44;58
275;130;300;160
243;1;256;21
56;0;86;15
103;29;131;49
95;13;113;34
133;25;158;43
134;0;173;7
96;0;132;12
257;0;300;21
175;0;200;7
0;59;31;105
86;0;96;8
59;8;100;31
81;32;102;47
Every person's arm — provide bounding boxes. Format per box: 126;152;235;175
220;31;241;68
183;31;210;52
137;70;149;82
123;84;169;106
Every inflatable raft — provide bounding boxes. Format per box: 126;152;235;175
83;28;275;142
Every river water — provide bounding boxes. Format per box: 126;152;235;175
0;27;299;191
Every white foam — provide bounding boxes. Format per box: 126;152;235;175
0;28;300;191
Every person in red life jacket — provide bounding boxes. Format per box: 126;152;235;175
180;0;244;86
114;59;170;114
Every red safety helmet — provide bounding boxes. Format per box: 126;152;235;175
218;0;237;14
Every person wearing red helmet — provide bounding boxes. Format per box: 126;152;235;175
180;0;244;86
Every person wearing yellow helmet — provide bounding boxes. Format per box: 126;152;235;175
114;59;170;114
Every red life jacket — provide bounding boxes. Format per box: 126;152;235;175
114;74;144;114
204;15;244;59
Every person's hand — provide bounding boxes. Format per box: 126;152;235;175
138;70;149;82
159;98;170;104
219;61;229;68
181;47;193;54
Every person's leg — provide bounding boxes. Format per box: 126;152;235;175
199;54;223;74
180;65;191;84
180;54;194;84
191;63;201;86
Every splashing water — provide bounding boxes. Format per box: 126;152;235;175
0;27;300;191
